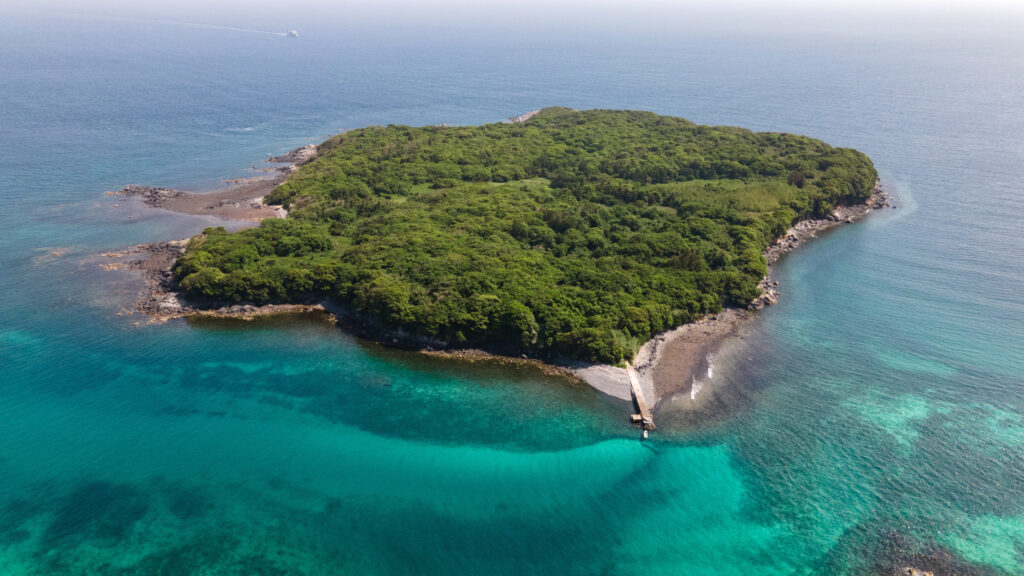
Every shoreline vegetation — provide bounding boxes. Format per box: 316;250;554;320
103;108;890;409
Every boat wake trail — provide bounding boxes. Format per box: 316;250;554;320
153;20;290;36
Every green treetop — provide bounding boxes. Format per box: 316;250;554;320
174;108;877;363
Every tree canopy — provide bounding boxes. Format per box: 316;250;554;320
174;108;877;363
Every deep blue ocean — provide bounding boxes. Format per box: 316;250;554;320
1;9;1023;575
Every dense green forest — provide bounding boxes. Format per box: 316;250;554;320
174;108;877;363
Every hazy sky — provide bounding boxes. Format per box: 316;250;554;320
4;0;1023;39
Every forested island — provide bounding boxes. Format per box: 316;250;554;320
171;108;877;363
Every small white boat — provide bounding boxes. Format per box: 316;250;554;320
286;30;299;38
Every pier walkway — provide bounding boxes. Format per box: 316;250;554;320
626;362;655;431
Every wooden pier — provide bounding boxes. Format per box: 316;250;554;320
626;362;655;432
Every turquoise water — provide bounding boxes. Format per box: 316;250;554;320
2;10;1023;575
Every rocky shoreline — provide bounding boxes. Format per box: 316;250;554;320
750;186;893;310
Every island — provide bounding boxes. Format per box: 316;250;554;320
112;108;887;412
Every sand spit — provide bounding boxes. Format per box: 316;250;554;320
107;144;316;221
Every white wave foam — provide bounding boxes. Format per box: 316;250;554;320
690;376;703;400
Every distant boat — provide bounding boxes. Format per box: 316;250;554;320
286;30;298;38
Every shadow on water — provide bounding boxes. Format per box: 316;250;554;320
180;311;630;451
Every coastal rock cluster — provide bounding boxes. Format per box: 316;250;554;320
102;239;334;323
129;240;188;318
748;278;780;311
267;144;318;169
114;185;184;208
508;109;543;123
98;240;189;320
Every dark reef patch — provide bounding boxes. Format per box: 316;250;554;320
868;530;1002;576
163;484;211;521
42;480;150;546
0;498;42;544
111;535;239;576
810;519;1002;576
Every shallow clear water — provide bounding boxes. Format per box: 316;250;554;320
1;10;1023;575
